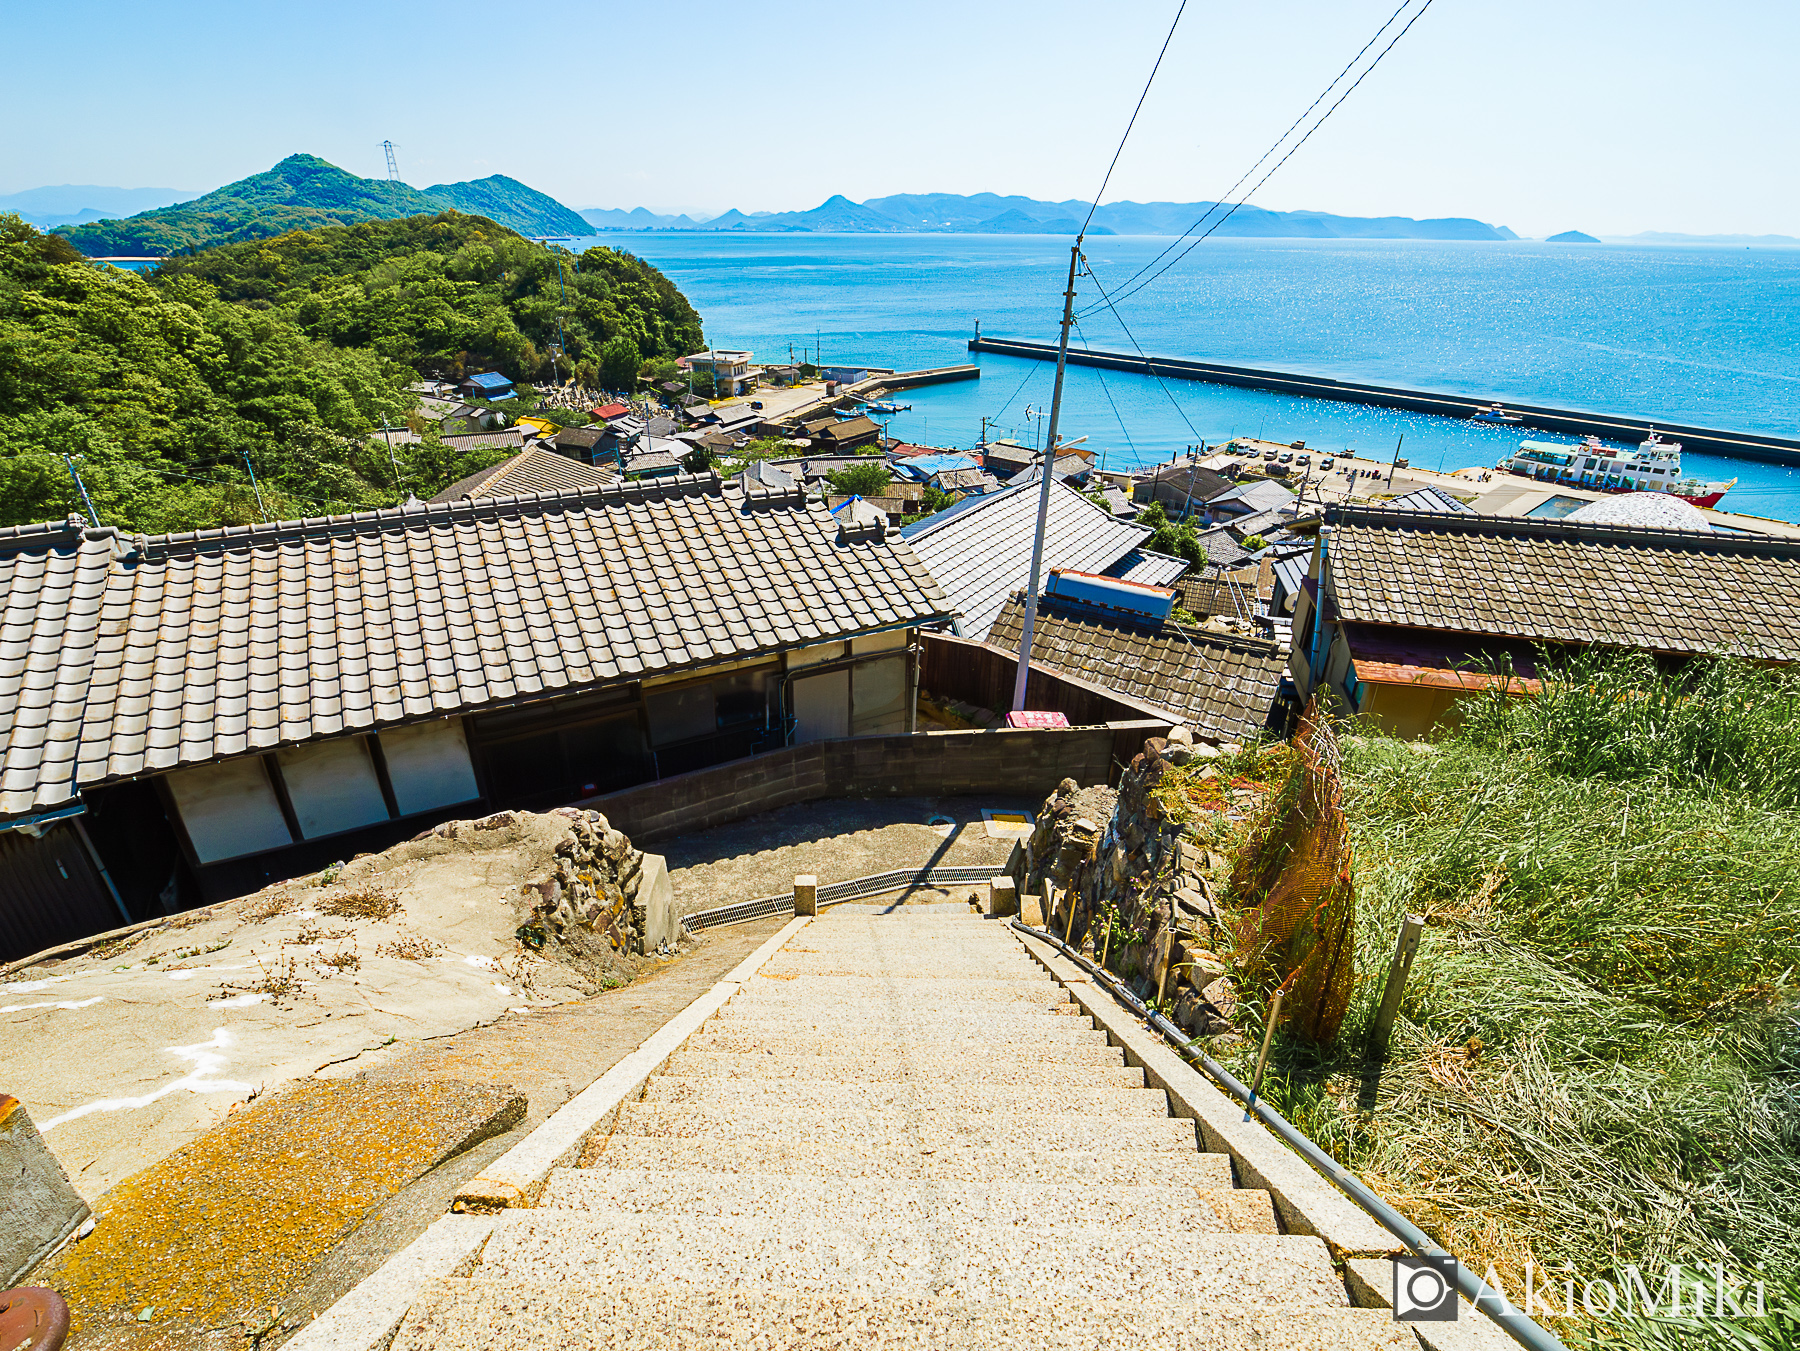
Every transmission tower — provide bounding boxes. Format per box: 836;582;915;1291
382;141;400;181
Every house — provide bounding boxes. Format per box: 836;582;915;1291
1222;507;1289;544
682;350;762;397
821;366;870;386
825;494;921;527
593;402;630;422
1290;504;1800;740
1204;478;1295;521
931;467;999;497
620;436;689;479
899;478;1185;641
1384;485;1477;514
1192;525;1255;573
440;430;527;457
459;371;515;400
1011;456;1093;488
429;445;616;503
812;416;882;454
740;461;797;491
0;474;953;958
978;440;1037;479
1133;459;1232;517
554;425;604;463
893;454;979;484
986;572;1286;745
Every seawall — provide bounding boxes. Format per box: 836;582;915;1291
969;336;1800;468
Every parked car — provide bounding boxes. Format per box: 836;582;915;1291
1279;451;1294;464
1296;453;1311;466
1321;457;1335;470
1263;449;1278;460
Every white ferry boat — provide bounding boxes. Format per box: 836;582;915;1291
1498;431;1734;509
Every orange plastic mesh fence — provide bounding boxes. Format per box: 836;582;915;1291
1227;700;1356;1043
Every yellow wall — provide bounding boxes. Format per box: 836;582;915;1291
1359;682;1470;741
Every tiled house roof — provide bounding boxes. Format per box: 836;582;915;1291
899;480;1152;641
429;446;616;503
1324;505;1800;659
0;476;953;819
988;593;1284;744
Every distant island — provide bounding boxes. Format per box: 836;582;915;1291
1547;230;1600;243
576;192;1518;241
52;155;590;256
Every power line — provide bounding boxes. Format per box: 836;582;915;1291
1081;0;1439;318
1078;1;1189;240
1091;0;1419;306
1075;264;1203;442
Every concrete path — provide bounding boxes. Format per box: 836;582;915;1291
390;908;1414;1348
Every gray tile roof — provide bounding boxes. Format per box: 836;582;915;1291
1385;485;1477;514
1324;505;1800;660
988;593;1284;744
0;477;952;820
1208;479;1295;515
899;480;1152;641
1105;548;1189;588
429;446;616;503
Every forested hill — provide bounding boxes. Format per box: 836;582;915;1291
0;211;702;533
55;155;590;255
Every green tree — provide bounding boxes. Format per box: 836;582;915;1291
681;445;717;474
825;463;893;497
599;335;640;393
1241;534;1268;551
741;436;789;461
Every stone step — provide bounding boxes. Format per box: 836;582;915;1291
394;1281;1418;1351
663;1049;1140;1087
578;1134;1236;1187
720;996;1085;1022
707;1007;1095;1037
760;957;1045;980
684;1024;1112;1055
638;1075;1171;1118
724;987;1081;1012
613;1102;1197;1153
538;1169;1225;1234
473;1213;1348;1308
736;973;1074;1000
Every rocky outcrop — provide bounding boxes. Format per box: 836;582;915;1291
1011;728;1247;1039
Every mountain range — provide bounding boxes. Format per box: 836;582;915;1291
49;155;590;255
577;192;1518;240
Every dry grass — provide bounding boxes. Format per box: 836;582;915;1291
317;888;402;921
376;934;444;961
1203;657;1800;1347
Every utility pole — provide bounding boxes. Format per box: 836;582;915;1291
380;424;403;496
1389;433;1405;487
63;455;99;527
1011;243;1082;714
241;451;268;522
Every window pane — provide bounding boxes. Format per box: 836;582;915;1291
277;739;390;839
851;656;908;736
165;758;294;863
379;721;481;816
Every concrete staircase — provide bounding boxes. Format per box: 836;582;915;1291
395;907;1413;1348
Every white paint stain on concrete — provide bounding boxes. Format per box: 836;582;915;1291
2;975;75;993
1;996;106;1014
41;1027;254;1129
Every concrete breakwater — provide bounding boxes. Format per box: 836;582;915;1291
970;336;1800;468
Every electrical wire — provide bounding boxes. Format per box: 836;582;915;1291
1078;1;1189;241
1076;262;1203;442
1091;0;1419;305
1080;0;1439;318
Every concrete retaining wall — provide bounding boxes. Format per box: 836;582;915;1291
579;721;1170;843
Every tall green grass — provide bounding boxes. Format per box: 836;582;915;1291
1209;653;1800;1346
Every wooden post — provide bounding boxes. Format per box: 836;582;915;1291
1244;988;1284;1123
987;876;1018;918
1154;928;1177;1007
1369;914;1425;1053
793;874;818;917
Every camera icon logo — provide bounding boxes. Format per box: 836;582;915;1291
1391;1254;1459;1321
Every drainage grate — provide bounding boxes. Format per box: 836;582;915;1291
681;864;1007;933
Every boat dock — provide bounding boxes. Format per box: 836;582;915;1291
969;336;1800;468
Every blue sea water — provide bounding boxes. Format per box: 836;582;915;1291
568;233;1800;521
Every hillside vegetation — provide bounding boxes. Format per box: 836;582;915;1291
1205;652;1800;1346
56;154;589;256
0;211;701;532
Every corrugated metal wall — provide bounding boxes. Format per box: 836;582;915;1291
0;823;121;964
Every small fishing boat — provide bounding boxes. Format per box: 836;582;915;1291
864;400;910;415
1470;403;1524;424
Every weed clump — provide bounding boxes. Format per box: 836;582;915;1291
1211;652;1800;1338
317;888;402;921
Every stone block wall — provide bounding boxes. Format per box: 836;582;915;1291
580;721;1170;844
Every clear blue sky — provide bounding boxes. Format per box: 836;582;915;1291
8;0;1795;236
